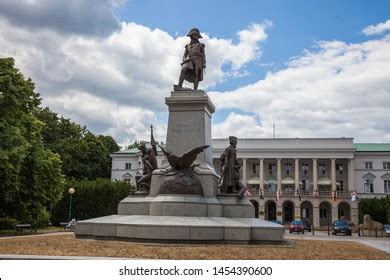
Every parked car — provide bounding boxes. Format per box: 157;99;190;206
302;221;312;232
289;220;304;234
384;224;390;237
331;220;352;236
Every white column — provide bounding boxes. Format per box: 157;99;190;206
331;158;336;192
348;159;355;191
242;158;247;187
313;158;318;192
295;158;299;192
277;158;282;192
259;158;264;192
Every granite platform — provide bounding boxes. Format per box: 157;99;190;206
75;215;284;244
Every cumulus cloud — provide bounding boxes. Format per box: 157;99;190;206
362;19;390;36
0;5;270;145
210;35;390;142
0;0;122;36
44;91;167;146
213;112;265;139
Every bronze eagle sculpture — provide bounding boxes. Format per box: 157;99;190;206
157;144;209;170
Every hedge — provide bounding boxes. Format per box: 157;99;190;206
358;196;390;224
51;179;133;224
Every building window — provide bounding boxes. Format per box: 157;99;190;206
268;164;276;175
320;209;327;219
125;163;132;170
319;163;327;175
383;162;390;170
252;163;258;175
123;178;131;183
268;180;276;192
338;209;345;219
302;208;310;218
365;161;373;170
301;180;309;191
336;163;343;175
384;180;390;193
301;164;309;175
284;163;292;175
364;179;374;193
336;180;344;192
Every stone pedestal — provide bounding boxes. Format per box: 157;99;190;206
165;90;214;168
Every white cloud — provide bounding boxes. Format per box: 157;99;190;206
210;35;390;142
0;11;270;145
0;0;122;36
362;19;390;36
213;113;265;139
44;91;167;147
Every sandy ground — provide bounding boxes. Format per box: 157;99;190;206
0;233;389;259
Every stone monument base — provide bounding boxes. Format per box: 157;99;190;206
75;215;284;244
118;194;255;218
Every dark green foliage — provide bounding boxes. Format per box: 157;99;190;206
358;196;390;224
0;217;18;230
0;58;64;227
127;140;146;149
51;179;132;223
36;108;120;180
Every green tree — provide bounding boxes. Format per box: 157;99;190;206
0;58;64;226
127;140;145;149
36;107;120;180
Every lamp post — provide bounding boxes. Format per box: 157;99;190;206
68;187;75;222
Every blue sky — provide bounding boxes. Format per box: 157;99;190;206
118;0;390;90
116;0;390;130
0;0;390;145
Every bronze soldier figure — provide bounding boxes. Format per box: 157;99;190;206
174;28;206;91
135;126;158;194
219;136;246;196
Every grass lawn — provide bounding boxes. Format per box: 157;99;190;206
0;234;389;259
0;227;65;237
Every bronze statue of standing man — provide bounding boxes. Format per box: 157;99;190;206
219;136;246;196
174;28;206;91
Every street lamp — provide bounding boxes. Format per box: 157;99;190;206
68;187;75;222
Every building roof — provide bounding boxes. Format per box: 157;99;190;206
354;143;390;152
111;144;164;156
112;141;390;155
113;148;139;154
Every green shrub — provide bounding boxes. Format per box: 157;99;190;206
51;179;133;224
0;217;18;230
358;196;390;224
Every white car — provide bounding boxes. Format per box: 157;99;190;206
384;224;390;237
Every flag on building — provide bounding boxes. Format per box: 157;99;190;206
244;189;251;197
314;189;318;197
259;189;264;200
332;191;337;202
351;191;357;202
276;190;280;201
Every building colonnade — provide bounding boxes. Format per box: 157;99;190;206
213;156;358;227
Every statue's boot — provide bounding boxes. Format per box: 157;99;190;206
194;76;199;90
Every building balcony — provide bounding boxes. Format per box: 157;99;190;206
247;188;351;199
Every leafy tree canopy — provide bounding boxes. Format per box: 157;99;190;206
0;57;63;225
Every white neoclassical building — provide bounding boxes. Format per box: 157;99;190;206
111;138;390;228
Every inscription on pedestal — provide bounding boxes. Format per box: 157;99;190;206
172;123;201;134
